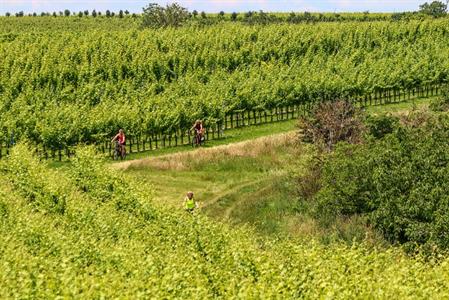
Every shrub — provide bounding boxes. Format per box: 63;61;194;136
298;100;366;151
314;114;449;250
365;114;399;139
429;85;449;112
419;1;447;18
142;3;189;28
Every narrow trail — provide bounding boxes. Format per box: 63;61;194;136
202;177;269;213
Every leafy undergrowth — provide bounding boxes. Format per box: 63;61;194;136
3;144;449;298
121;133;381;245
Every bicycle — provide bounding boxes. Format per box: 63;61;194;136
191;129;205;147
113;140;126;160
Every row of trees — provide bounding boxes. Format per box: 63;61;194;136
4;9;134;18
5;1;448;23
139;1;449;27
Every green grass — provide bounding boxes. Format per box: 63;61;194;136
365;96;434;115
117;119;297;161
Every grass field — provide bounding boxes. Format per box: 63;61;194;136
113;96;435;242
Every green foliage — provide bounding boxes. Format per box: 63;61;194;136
69;146;154;218
430;85;449;111
314;115;449;250
0;143;69;214
1;18;449;150
419;1;448;17
141;2;189;28
365;114;400;139
2;146;449;297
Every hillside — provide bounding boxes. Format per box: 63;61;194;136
2;143;449;298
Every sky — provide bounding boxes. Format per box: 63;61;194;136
0;0;427;14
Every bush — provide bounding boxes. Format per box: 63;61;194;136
365;114;399;139
419;1;447;18
429;85;449;112
142;2;189;28
314;114;449;250
298;100;366;152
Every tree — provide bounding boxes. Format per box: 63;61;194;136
78;11;83;17
142;3;189;28
52;12;57;17
231;12;238;21
119;10;124;18
5;12;11;17
125;10;130;15
200;11;207;18
64;9;71;17
40;12;46;17
106;10;111;17
92;10;97;17
192;10;198;17
219;11;225;18
16;11;24;17
419;1;447;17
98;11;102;16
59;11;63;16
84;10;89;16
33;13;37;17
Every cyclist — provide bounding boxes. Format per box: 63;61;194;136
191;120;204;146
184;191;198;213
111;129;126;158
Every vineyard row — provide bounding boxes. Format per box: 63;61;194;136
0;83;441;161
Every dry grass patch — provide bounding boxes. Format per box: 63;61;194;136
115;132;297;171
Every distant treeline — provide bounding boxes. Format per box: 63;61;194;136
2;9;448;24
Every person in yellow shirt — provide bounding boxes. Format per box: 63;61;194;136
184;191;198;213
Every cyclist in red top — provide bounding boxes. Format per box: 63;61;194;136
191;120;204;146
111;129;126;158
